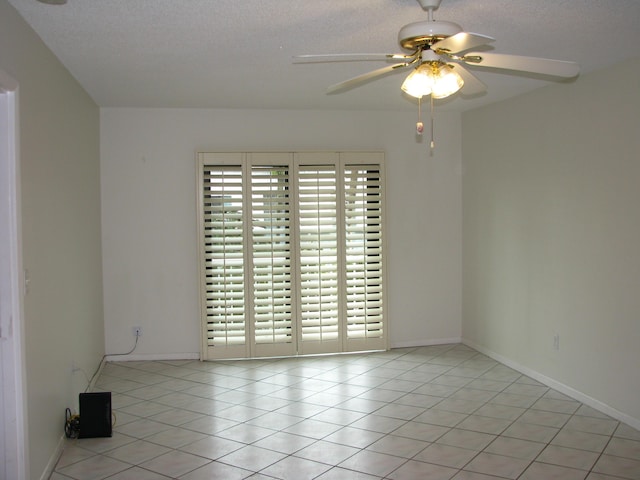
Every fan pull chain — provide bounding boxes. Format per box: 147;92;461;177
416;97;424;135
415;96;435;151
430;94;435;150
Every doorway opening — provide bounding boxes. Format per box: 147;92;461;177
0;70;28;480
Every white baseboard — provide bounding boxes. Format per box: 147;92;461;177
391;337;462;349
105;341;466;362
462;338;640;432
105;352;200;362
40;434;65;480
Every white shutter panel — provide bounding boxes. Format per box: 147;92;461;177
250;161;295;356
344;162;386;351
200;162;248;358
297;163;341;354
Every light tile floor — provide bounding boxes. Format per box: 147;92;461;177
51;344;640;479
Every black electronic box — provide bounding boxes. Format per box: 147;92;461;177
78;392;112;438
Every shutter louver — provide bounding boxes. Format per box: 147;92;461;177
298;165;339;344
251;165;293;346
202;166;246;348
344;165;384;340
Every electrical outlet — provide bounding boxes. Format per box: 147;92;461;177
553;334;560;351
132;326;142;337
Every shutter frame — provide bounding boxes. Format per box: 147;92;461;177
198;151;387;360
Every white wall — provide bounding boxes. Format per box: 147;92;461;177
0;1;103;478
462;58;640;426
101;108;463;357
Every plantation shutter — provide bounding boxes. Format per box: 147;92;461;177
199;155;248;359
344;160;385;351
250;154;296;357
198;151;386;360
296;160;341;354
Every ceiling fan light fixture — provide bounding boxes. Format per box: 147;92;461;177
401;61;463;99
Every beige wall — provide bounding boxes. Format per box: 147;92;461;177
0;1;103;478
462;58;640;426
100;108;463;358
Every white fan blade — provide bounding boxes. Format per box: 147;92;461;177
293;53;416;64
432;32;495;54
327;62;413;94
450;63;487;95
462;52;580;78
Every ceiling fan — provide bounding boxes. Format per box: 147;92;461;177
294;0;580;99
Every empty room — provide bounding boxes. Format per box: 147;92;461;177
1;0;639;479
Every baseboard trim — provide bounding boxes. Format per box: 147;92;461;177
105;352;200;362
104;341;466;362
462;338;640;431
391;337;462;349
40;434;65;480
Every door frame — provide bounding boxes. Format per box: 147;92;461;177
0;70;29;480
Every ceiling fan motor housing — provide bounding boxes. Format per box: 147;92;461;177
398;20;463;50
417;0;443;10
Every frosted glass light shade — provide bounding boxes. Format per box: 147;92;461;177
401;62;464;99
401;64;435;98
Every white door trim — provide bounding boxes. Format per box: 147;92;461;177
0;69;29;480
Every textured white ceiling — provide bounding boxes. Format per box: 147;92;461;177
8;0;640;111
